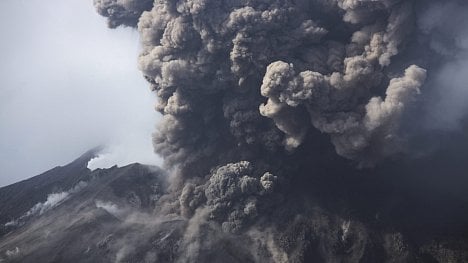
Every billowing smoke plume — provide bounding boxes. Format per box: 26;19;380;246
95;0;468;261
94;0;154;28
129;0;441;168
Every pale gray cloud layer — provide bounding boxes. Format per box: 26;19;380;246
0;0;160;187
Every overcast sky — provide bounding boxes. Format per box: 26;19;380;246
0;0;161;187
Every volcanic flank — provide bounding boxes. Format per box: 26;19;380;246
0;150;170;262
2;0;468;262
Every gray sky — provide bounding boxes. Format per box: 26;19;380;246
0;0;161;186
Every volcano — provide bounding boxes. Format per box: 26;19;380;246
1;149;468;262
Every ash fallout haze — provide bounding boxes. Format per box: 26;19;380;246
2;0;468;262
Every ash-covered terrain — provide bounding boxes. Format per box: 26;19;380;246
2;0;468;262
1;145;468;262
0;150;170;262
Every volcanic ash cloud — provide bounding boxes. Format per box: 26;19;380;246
95;0;468;261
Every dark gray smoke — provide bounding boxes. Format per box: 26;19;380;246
94;0;154;28
95;0;468;261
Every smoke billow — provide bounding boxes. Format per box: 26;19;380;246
4;181;88;228
95;0;468;261
94;0;154;28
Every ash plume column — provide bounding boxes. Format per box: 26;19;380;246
134;0;433;169
95;0;468;262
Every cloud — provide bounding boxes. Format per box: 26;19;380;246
90;0;468;261
95;200;125;217
87;130;163;170
4;181;87;228
417;1;468;130
5;247;20;258
94;0;154;28
0;0;161;186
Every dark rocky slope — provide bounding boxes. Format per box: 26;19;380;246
1;149;468;262
0;151;168;262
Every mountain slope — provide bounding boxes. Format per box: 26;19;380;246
0;149;98;235
0;151;167;262
1;150;468;262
